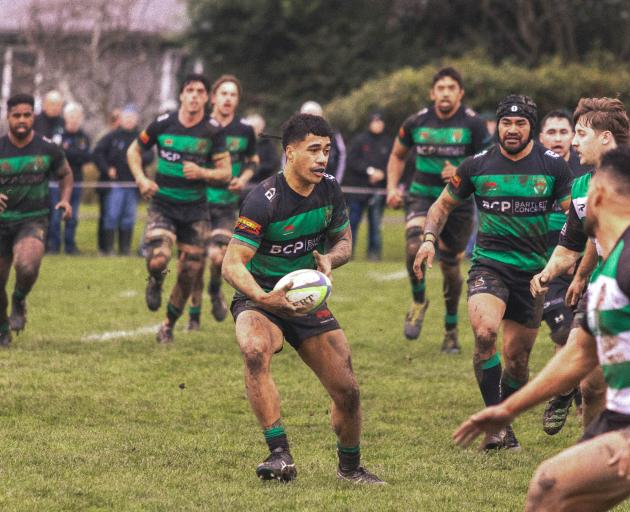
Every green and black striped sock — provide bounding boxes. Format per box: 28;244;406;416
188;306;201;322
264;423;289;452
337;443;360;472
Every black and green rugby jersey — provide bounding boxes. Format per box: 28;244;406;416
137;112;227;220
447;142;572;272
0;135;65;224
232;171;349;293
397;105;488;200
547;150;590;252
206;117;256;206
559;171;595;254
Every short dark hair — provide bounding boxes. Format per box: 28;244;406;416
179;73;210;94
7;93;34;111
211;74;242;98
281;114;333;150
540;110;574;132
599;146;630;195
431;67;463;88
573;97;630;145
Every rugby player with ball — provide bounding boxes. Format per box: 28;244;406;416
223;113;385;484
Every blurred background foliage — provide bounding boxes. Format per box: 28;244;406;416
187;0;630;134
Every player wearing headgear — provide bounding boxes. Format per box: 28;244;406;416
415;94;573;450
531;98;630;430
127;73;231;344
386;67;488;352
222;113;384;484
455;147;630;512
537;110;590;434
186;74;258;330
0;93;73;346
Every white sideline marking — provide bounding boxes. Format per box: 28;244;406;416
367;270;408;282
82;324;160;342
118;290;138;298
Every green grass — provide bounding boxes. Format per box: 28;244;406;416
1;207;629;511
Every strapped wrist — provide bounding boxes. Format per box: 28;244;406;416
423;232;437;245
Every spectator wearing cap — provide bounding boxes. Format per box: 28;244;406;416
343;112;393;260
93;105;154;255
47;102;91;254
299;100;346;182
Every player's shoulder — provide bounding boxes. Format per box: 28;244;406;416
154;111;176;126
410;107;431;124
246;172;282;206
318;172;342;193
571;171;592;194
36;134;63;154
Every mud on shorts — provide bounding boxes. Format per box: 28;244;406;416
404;194;474;253
572;290;588;330
231;296;341;350
467;262;544;328
580;409;630;442
207;205;237;247
542;273;574;338
0;217;48;258
145;203;207;249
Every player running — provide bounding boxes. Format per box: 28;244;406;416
127;74;231;344
187;75;258;330
537;110;590;434
0;93;73;346
222;113;384;484
455;147;630;511
386;67;488;351
532;98;630;430
415;95;573;449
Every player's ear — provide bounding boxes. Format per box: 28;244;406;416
600;130;613;146
286;144;295;163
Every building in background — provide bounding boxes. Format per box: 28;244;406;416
0;0;199;134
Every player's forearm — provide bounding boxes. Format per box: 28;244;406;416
222;255;267;302
58;164;74;203
423;199;451;238
239;168;255;185
126;141;146;182
504;328;598;417
575;240;598;280
327;231;352;269
386;154;405;191
544;245;582;281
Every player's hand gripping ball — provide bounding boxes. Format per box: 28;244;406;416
273;269;332;314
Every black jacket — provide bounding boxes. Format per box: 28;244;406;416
343;130;393;191
93;128;154;183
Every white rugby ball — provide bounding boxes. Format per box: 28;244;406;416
273;269;332;314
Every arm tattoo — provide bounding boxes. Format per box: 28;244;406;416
423;193;459;236
326;226;352;269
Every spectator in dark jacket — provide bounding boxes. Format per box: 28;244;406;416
93;105;153;255
343;112;393;260
245;113;281;184
49;102;91;254
34;90;65;144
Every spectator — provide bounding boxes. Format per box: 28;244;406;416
344;112;393;260
245;113;280;184
93;105;153;255
299;101;346;182
34;90;64;144
48;102;90;254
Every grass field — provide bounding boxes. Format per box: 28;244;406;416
1;206;628;511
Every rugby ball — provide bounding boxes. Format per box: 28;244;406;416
273;269;332;314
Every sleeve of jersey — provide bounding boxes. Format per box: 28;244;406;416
327;180;350;235
558;201;587;252
553;159;573;203
137;119;161;150
446;158;474;200
211;130;228;159
396;117;414;147
232;189;270;249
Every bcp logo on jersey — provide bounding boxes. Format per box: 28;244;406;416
236;216;262;236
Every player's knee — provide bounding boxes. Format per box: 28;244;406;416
581;375;607;404
474;328;497;356
13;258;39;279
405;226;422;256
180;252;204;278
241;343;271;377
209;244;226;266
146;238;171;270
526;464;562;512
439;250;462;268
550;326;571;346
